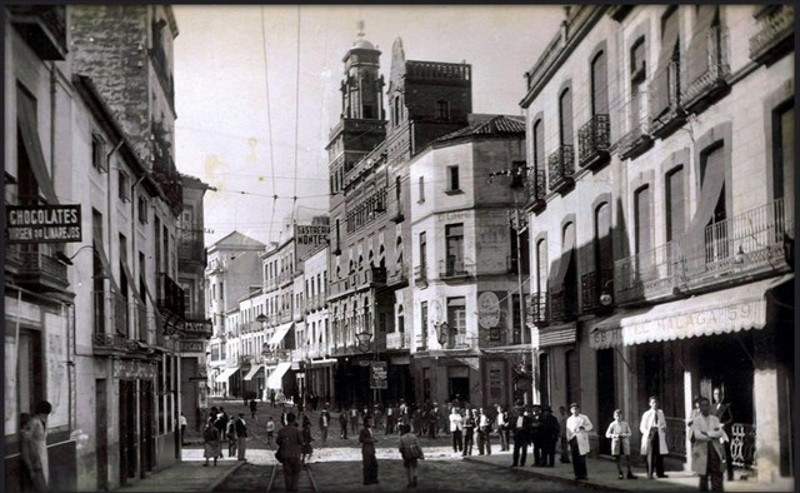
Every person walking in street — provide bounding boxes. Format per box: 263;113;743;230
449;407;464;454
711;387;734;482
462;408;476;456
339;409;349;439
690;397;726;491
319;406;330;443
566;402;593;481
511;405;531;467
249;399;258;420
350;405;360;435
270;390;276;408
20;400;52;492
359;417;379;485
300;419;314;467
540;405;560;467
386;402;396;435
202;417;221;467
179;412;188;446
235;413;248;461
496;405;510;451
266;416;276;448
276;413;304;492
529;404;544;466
558;405;571;463
399;423;423;488
605;409;636;480
639;396;669;479
226;416;238;457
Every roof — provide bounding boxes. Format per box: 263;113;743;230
211;231;265;249
434;114;525;143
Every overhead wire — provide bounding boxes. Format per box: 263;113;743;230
291;5;302;227
260;5;279;243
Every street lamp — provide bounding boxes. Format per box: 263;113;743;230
599;280;614;307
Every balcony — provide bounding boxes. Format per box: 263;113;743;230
547;145;575;194
387;264;409;287
157;273;185;319
92;333;138;357
525;168;547;213
578;114;610;169
439;258;475;280
416;331;428;351
16;245;69;290
386;331;411;350
9;6;67;60
549;285;578;322
648;60;685;138
413;264;428;287
388;198;405;224
618;114;653;160
581;269;614;313
444;333;473;350
614;199;792;305
681;26;730;113
749;5;794;65
526;292;549;327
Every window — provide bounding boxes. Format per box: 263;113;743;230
559;87;573;146
665;167;685;242
437;100;450;120
395;176;402;205
634;185;652;255
418;176;425;202
595;202;612;274
511;294;521;344
591;50;609;115
533;120;545;171
773;101;794;212
92;134;107;172
93;208;105;335
119;170;130;202
536;238;548;293
445;223;464;275
420;301;428;340
419;232;427;269
630;37;646;80
446;165;460;192
447;297;466;338
652;7;680;119
138;196;148;224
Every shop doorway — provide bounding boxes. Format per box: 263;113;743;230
596;348;616;455
448;377;469;403
95;380;108;491
119;380;136;483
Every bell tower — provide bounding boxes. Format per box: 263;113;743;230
341;21;385;120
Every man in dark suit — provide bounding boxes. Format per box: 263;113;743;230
276;413;304;492
511;404;531;467
712;387;735;481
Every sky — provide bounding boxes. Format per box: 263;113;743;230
173;5;565;246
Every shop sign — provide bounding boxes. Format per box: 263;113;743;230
6;204;82;243
295;225;329;245
478;291;501;329
370;361;388;389
114;359;156;380
180;340;205;353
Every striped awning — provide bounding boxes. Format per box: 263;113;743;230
266;362;292;390
243;364;264;381
217;366;240;383
534;322;577;348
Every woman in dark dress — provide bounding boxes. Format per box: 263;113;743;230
300;420;314;466
359;417;379;485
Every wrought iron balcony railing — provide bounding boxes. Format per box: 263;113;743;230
157;273;185;319
526;292;549;327
749;5;794;64
17;245;69;290
387;264;409;286
525;168;547;211
649;60;684;138
581;269;614;313
549;285;578;322
681;26;730;112
548;145;575;194
618;113;652;160
578;114;610;169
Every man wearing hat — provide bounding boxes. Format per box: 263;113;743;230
540;405;560;467
566;402;593;480
529;404;544;466
511;404;531;467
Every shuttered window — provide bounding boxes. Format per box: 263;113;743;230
559;88;574;145
651;7;680;118
635;185;652;255
666;166;686;242
686;5;719;87
591;50;609;115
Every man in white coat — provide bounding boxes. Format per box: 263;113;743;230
565;402;593;480
689;397;725;491
639;396;669;479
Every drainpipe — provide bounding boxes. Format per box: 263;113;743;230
131;174;146;341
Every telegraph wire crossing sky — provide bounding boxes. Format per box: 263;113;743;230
173;5;564;246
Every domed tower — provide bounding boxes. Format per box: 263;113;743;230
341;22;385;120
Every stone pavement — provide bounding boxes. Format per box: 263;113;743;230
463;449;794;492
113;458;244;492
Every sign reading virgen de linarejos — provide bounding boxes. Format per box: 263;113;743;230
6;204;82;244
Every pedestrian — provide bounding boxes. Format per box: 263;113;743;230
179;412;188;446
280;408;289;427
639;396;669;479
477;407;492;455
413;406;423;436
540;405;560;467
266;416;276;448
558;405;571;463
276;412;304;492
270;390;276;408
427;403;438;439
374;404;384;433
350;405;359;435
359;417;379;485
250;399;258;420
511;405;530;467
20;401;52;492
690;397;726;491
339;408;349;439
438;403;449;437
226;415;238;457
202;417;221;467
449;407;464;454
301;419;314;466
319;406;330;443
235;413;248;461
386;402;396;435
216;407;229;458
566;402;593;481
462;408;475;456
496;405;510;451
529;404;544;466
711;388;734;481
471;409;482;456
605;409;636;480
399;399;410;428
399;423;424;488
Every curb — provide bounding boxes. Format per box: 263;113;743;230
204;460;246;492
462;456;624;491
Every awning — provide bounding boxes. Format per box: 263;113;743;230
266;362;292;390
589;275;791;349
310;358;337;366
17;86;58;204
481;344;532;354
217;366;240;383
268;322;294;350
536;322;577;348
243;364;264;381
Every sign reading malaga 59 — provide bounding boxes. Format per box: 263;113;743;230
6;204;82;244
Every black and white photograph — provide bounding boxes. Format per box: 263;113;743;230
4;4;795;492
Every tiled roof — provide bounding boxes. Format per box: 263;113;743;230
436;114;525;143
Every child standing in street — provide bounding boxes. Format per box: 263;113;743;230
605;409;637;480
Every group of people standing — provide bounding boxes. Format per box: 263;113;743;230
202;406;248;466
